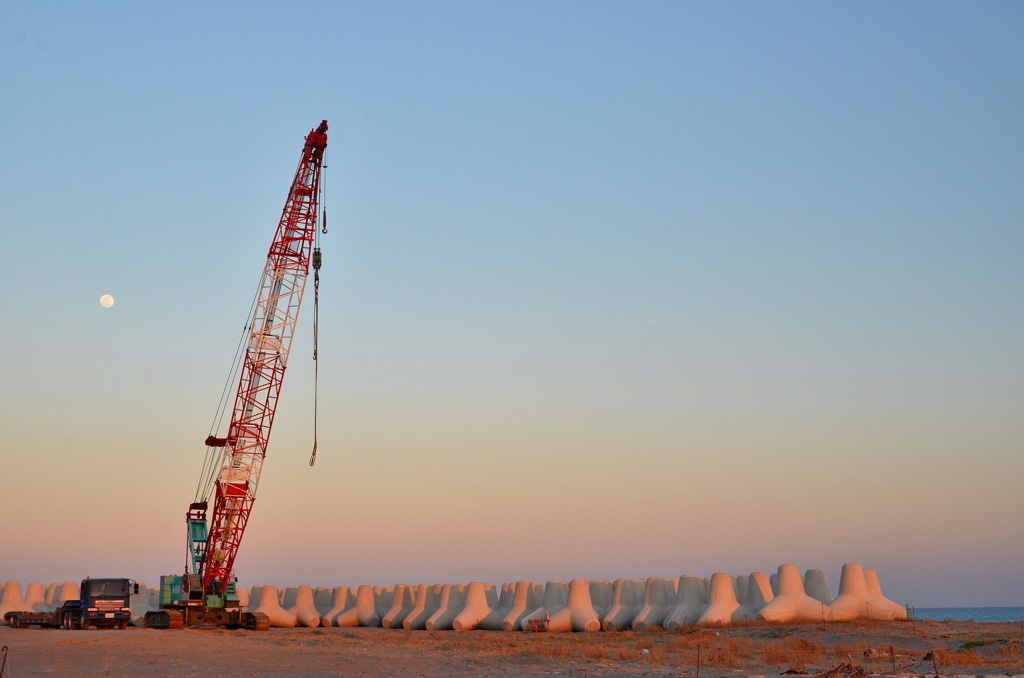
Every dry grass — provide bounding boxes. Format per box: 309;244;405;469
4;619;1024;677
654;629;824;671
356;619;1024;675
932;646;983;664
761;636;824;670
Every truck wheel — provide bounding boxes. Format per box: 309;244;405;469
10;616;19;629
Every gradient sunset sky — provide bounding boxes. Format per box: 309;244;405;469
1;2;1021;607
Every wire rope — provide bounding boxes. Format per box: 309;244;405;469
193;273;263;503
309;150;326;466
308;274;319;467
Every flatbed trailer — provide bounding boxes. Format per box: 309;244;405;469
5;601;129;630
5;609;67;629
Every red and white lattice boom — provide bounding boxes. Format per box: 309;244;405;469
198;120;327;593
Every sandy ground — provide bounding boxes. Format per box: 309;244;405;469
0;619;1021;677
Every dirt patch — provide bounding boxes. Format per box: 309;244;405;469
1;619;1022;676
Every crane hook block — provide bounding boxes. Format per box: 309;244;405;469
312;248;322;270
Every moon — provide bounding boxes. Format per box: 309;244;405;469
99;294;115;308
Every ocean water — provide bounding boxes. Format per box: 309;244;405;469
913;607;1024;623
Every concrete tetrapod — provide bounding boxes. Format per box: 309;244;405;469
743;572;774;615
355;585;380;627
56;581;79;606
23;582;47;612
250;584;298;628
313;587;333;621
804;569;833;605
427;584;467;631
333;586;370;627
864;568;906;619
44;583;59;611
830;563;893;620
477;583;512;630
697;573;754;626
521;580;571;632
280;588;304;625
373;587;394;626
281;586;297;608
500;581;544;631
246;585;262;614
404;584;443;630
322;586;356;627
287;585;321;628
633;577;677;631
735;576;748;608
589;580;614;621
559;579;601;632
453;582;498;631
382;584;417;629
602;579;645;631
130;583;156;627
0;581;26;625
665;575;708;629
829;563;871;620
758;564;831;623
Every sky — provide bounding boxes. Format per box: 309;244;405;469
1;1;1021;608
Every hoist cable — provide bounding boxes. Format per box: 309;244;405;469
194;272;263;503
309;269;320;467
321;148;328;234
309;152;325;467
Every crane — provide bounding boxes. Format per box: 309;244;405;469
146;120;328;630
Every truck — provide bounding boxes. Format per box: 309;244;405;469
4;578;138;630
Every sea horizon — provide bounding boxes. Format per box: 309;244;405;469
912;606;1024;623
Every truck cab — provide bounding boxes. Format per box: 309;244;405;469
76;577;136;629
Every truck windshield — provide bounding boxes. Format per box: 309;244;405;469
83;580;128;597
